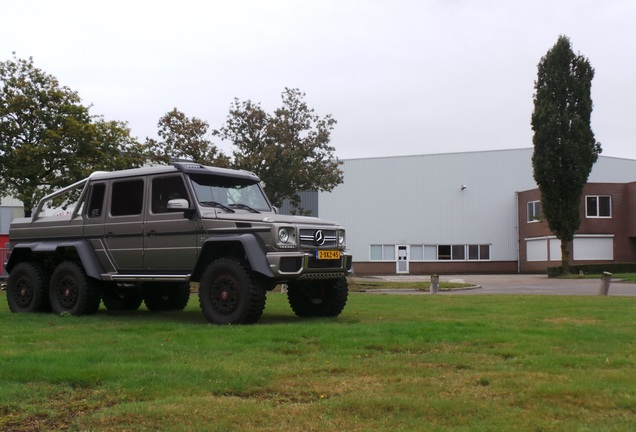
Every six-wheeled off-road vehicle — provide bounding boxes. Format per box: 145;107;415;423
5;162;352;324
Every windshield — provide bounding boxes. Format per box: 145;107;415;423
188;174;271;212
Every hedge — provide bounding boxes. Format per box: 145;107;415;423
547;263;636;278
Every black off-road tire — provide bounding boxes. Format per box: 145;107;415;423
142;282;190;312
102;283;143;311
49;261;101;315
6;262;50;313
287;277;349;318
198;258;266;324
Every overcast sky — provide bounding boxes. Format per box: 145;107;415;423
3;0;635;160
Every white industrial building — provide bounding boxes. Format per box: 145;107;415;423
314;148;636;275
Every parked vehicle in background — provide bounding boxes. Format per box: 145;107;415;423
5;162;352;324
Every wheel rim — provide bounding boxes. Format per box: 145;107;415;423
210;274;240;314
14;276;34;308
55;275;79;309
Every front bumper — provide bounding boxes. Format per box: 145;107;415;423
267;251;353;280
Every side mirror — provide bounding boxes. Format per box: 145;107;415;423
167;199;195;219
273;206;279;214
167;199;190;211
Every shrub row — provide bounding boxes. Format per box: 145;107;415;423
547;263;636;278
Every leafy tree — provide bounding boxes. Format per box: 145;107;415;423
145;108;229;166
0;54;146;216
215;88;343;211
531;36;602;273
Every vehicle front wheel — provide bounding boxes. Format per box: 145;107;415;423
6;262;50;313
49;261;101;315
287;277;349;318
198;258;266;324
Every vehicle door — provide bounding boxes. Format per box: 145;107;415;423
144;173;199;270
81;181;114;272
103;177;145;270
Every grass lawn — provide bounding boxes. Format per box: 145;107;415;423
1;290;635;431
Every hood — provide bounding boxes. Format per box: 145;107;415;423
201;210;339;226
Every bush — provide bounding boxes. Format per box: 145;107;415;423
547;262;636;277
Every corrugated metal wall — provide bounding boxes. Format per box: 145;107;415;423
319;148;636;263
279;190;319;216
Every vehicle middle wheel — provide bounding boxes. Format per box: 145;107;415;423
49;261;101;315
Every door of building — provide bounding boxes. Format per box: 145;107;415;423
396;245;409;274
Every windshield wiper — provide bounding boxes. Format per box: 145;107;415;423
199;201;235;213
229;203;260;213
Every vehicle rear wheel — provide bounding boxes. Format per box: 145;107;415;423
142;282;190;312
199;258;266;324
6;262;50;313
102;283;143;311
287;277;348;318
49;261;101;315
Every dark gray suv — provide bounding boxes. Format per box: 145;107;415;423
5;162;352;324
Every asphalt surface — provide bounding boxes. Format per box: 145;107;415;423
352;274;636;296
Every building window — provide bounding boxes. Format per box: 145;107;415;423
410;245;424;260
370;244;396;261
451;245;465;260
586;195;611;218
527;200;541;222
468;244;490;260
438;245;451;260
372;243;490;261
424;245;437;260
436;244;490;261
370;245;383;260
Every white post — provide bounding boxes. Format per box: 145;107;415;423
430;274;439;295
598;272;612;296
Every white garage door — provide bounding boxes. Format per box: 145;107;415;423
573;236;613;261
526;238;548;262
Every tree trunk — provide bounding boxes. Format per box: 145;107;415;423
560;239;570;274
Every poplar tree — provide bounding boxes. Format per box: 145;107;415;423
531;36;601;274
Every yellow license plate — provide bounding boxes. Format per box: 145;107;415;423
316;250;341;260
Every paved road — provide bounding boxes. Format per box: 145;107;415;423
352;274;636;296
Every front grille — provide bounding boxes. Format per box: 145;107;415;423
299;229;338;248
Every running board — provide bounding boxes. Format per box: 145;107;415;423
102;274;191;282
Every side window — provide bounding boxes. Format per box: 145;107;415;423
85;183;106;218
527;200;541;222
151;175;188;214
111;179;144;216
586;195;611;218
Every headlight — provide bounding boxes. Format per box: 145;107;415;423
278;228;289;243
338;230;345;245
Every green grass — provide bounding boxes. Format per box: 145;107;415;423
1;291;635;431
